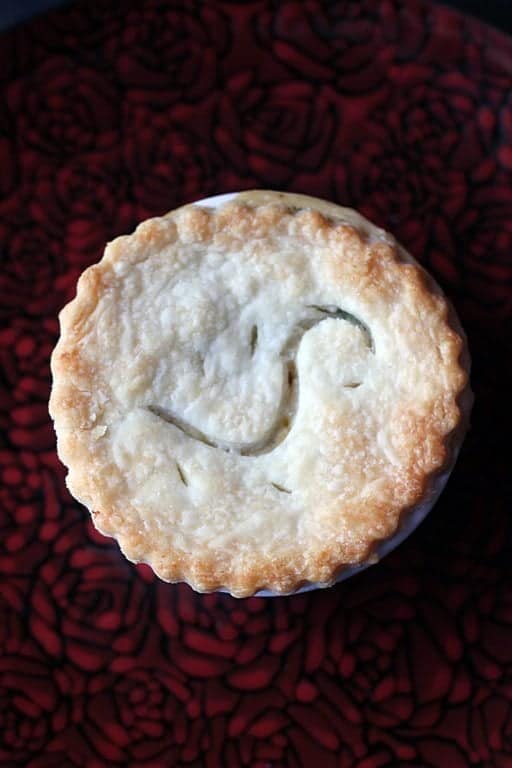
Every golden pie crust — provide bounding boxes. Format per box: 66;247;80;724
49;191;472;597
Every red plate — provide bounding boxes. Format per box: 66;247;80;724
1;1;511;765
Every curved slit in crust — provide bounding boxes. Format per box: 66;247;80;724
147;305;372;456
307;305;374;352
176;461;188;486
250;325;258;356
147;405;216;448
271;482;292;494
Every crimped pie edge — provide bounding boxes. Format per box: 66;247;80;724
49;192;472;597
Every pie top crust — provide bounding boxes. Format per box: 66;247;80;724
49;191;471;597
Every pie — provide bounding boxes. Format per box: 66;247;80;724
49;191;472;597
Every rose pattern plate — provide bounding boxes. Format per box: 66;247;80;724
1;0;512;765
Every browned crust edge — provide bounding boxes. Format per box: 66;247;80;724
49;193;473;597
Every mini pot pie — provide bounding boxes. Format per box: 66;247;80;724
49;191;472;597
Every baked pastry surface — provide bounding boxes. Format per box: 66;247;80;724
49;191;471;596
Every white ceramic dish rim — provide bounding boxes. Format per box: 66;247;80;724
185;191;462;597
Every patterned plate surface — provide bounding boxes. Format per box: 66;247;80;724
1;1;511;765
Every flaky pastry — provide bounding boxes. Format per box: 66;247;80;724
49;191;472;596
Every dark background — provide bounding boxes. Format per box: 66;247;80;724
1;0;512;34
444;0;512;32
1;0;511;765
